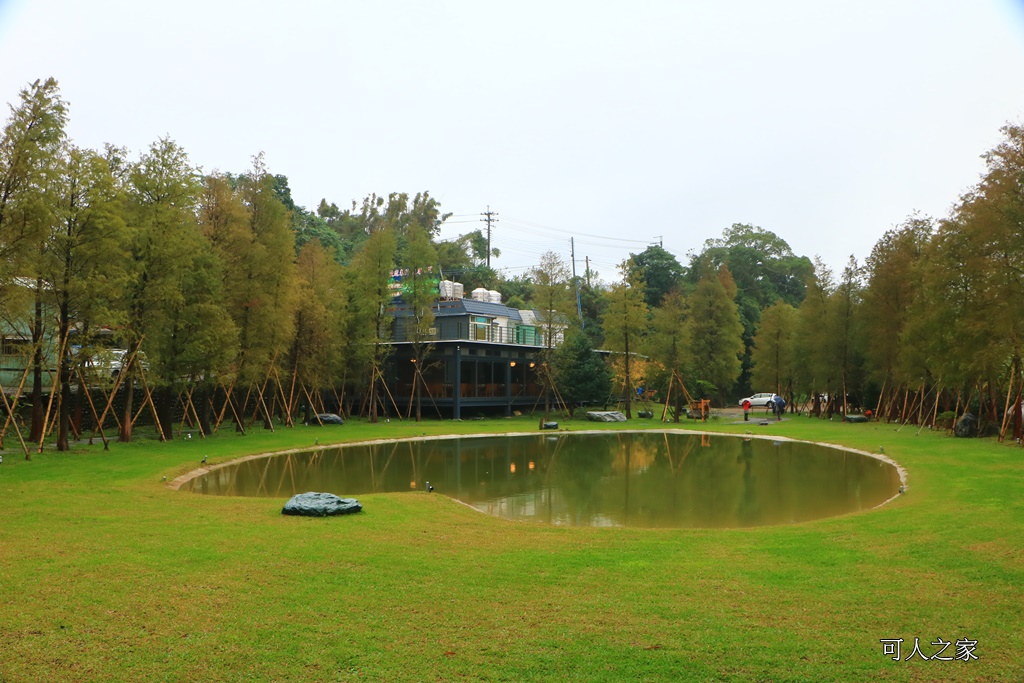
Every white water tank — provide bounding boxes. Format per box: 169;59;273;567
487;290;502;304
471;287;489;302
453;282;465;299
439;280;456;299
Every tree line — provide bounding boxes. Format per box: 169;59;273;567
2;78;1022;449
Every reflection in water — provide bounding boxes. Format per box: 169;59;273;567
181;433;901;529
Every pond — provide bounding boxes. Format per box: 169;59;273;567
180;432;903;528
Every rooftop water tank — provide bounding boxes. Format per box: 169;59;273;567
453;282;465;299
471;287;489;302
487;290;502;304
439;280;455;300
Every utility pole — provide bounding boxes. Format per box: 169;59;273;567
654;235;663;248
480;206;498;268
585;256;591;288
571;237;583;327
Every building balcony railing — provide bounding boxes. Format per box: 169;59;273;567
392;321;558;346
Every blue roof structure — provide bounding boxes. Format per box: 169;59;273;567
394;298;525;323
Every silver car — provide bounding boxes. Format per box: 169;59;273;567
739;393;775;407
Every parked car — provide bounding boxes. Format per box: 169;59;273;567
738;393;775;407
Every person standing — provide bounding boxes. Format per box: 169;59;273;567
772;394;786;421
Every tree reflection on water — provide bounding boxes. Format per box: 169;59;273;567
182;433;901;529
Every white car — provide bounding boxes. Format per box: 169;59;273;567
738;393;775;408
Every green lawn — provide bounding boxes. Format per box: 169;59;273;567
1;415;1021;682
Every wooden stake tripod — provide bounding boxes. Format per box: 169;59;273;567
661;370;699;423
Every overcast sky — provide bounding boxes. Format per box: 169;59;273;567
2;0;1023;282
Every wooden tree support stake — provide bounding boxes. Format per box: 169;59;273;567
76;366;109;449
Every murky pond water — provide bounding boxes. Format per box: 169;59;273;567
181;432;901;528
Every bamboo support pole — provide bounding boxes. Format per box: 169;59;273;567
213;376;238;430
0;356;34;445
36;333;69;452
134;367;166;442
76;366;109;449
0;378;30;459
91;337;144;441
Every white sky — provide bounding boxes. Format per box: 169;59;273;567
2;0;1023;283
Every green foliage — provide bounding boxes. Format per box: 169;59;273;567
627;244;685;307
498;272;533;307
292;206;345;259
531;251;573;353
200;155;298;387
0;77;68;266
45;146;131;449
643;290;691;397
688;266;744;403
689;223;812;309
348;226;398;422
128;139;237;383
601;263;649;417
862;215;933;387
750;301;797;395
290;240;347;391
552;328;613;416
688;223;813;396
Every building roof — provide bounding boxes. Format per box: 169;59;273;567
460;299;523;321
393;298;524;322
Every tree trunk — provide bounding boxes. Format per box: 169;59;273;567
415;367;422;423
155;385;174;440
56;359;71;451
623;332;632;419
28;288;44;447
197;385;213;436
119;382;134;442
673;377;682;423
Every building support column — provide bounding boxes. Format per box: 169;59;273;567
453;345;462;420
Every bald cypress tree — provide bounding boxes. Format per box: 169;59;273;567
689;266;744;403
601;261;649;418
0;78;68;448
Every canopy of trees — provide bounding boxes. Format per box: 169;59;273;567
3;77;1023;444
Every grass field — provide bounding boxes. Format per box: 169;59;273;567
1;413;1022;682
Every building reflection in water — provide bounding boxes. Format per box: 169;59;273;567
182;433;901;529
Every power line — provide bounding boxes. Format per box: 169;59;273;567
502;216;653;245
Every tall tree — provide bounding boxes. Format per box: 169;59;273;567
826;257;865;416
0;78;68;447
43;146;129;450
531;251;572;422
124;137;236;440
627;244;685;308
792;259;834;415
348;225;397;422
399;224;439;421
235;154;298;391
551;328;612;418
644;290;691;421
601;261;649;418
0;78;67;268
688;265;744;403
201;156;297;428
688;223;813;396
288;240;347;422
862;216;933;392
750;301;797;398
